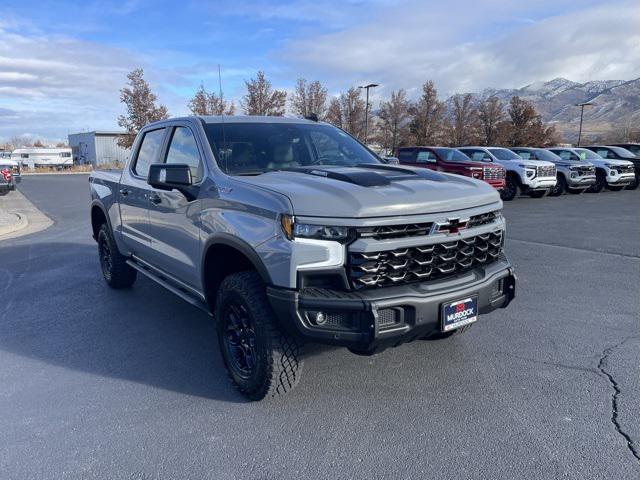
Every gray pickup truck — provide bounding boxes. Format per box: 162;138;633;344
89;116;516;400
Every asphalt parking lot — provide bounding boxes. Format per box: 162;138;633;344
1;174;639;480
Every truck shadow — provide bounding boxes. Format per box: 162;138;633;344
0;241;332;403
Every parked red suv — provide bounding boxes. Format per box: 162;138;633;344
396;147;506;190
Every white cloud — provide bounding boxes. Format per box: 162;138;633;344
279;0;640;100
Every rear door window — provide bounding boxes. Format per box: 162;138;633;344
397;149;415;163
133;128;165;178
416;150;436;163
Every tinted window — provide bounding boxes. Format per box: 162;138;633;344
488;148;521;160
21;154;29;158
165;127;203;183
609;146;636;157
594;148;610;158
133;128;165;178
416;150;435;163
622;145;640;155
534;149;561;162
462;149;491;162
60;152;71;158
433;148;470;162
397;149;415;163
553;150;575;161
512;149;532;160
204;122;380;174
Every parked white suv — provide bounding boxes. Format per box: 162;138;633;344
547;147;635;193
458;147;556;201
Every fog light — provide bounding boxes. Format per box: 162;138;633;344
311;311;326;325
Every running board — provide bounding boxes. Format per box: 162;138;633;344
126;259;211;316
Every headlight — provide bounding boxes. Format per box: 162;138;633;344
280;214;350;242
525;168;536;178
609;169;618;176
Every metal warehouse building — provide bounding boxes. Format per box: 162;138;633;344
68;131;130;166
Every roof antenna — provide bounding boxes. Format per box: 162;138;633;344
217;64;228;174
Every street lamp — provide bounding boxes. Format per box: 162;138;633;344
358;83;379;144
575;102;593;146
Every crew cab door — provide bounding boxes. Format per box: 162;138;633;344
119;127;167;258
145;123;204;290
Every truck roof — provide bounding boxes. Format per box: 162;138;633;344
152;115;322;126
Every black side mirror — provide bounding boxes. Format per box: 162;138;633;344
148;163;198;201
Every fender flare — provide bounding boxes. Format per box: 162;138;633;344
89;200;114;240
200;233;273;287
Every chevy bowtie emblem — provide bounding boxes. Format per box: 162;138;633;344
434;217;469;235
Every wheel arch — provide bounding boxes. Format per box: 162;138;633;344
201;234;273;309
90;201;111;241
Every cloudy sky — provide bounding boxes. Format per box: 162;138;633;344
0;0;638;141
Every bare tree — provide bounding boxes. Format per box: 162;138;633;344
478;96;506;145
242;71;287;116
188;83;235;116
324;87;366;140
8;135;32;149
56;142;68;148
33;139;46;148
117;68;169;149
447;93;479;146
377;89;411;153
290;78;328;119
409;80;446;145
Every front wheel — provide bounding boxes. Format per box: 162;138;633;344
567;187;585;194
216;271;304;401
607;185;625;192
625;176;639;190
588;170;606;193
500;175;520;201
0;189;8;196
548;175;566;196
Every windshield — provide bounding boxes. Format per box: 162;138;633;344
534;149;562;162
574;148;601;160
488;148;521;160
621;144;640;155
609;146;637;157
203;122;380;174
434;148;471;162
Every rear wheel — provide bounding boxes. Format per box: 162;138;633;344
588;169;606;193
97;224;137;289
500;174;520;201
548;174;566;196
422;324;474;341
216;271;304;401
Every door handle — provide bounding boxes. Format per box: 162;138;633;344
149;194;162;205
119;188;130;197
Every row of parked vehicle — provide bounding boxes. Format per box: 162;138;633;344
394;144;640;201
0;154;21;196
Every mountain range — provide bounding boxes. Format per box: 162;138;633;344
476;77;640;142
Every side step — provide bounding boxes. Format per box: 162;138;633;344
126;259;211;316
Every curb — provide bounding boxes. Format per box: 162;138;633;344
0;211;28;237
20;172;92;176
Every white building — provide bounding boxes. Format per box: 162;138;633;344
68;131;130;166
11;148;73;169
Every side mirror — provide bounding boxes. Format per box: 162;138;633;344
147;163;197;201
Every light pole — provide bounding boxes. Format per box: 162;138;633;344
358;83;379;144
575;102;593;146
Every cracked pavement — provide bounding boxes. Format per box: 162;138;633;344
0;175;638;479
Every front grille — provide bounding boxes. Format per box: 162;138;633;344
574;166;595;176
356;223;433;240
537;165;556;178
616;164;635;174
467;211;499;228
377;309;400;328
483;166;505;180
348;230;504;289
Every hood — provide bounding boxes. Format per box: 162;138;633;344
232;165;500;218
603;158;634;166
513;159;554;168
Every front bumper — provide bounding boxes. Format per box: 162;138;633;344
523;177;556;191
268;257;516;353
567;175;596;188
485;179;506;190
606;173;635;185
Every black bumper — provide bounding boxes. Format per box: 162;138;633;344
267;258;516;353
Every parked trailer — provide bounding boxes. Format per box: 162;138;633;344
11;148;73;169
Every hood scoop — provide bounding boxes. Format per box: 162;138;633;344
288;167;397;187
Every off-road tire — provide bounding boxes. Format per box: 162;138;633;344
421;323;474;341
588;169;606;193
97;223;137;289
0;189;8;196
528;190;547;198
500;174;520;201
567;187;585;194
548;174;566;196
607;185;625;191
216;271;304;401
